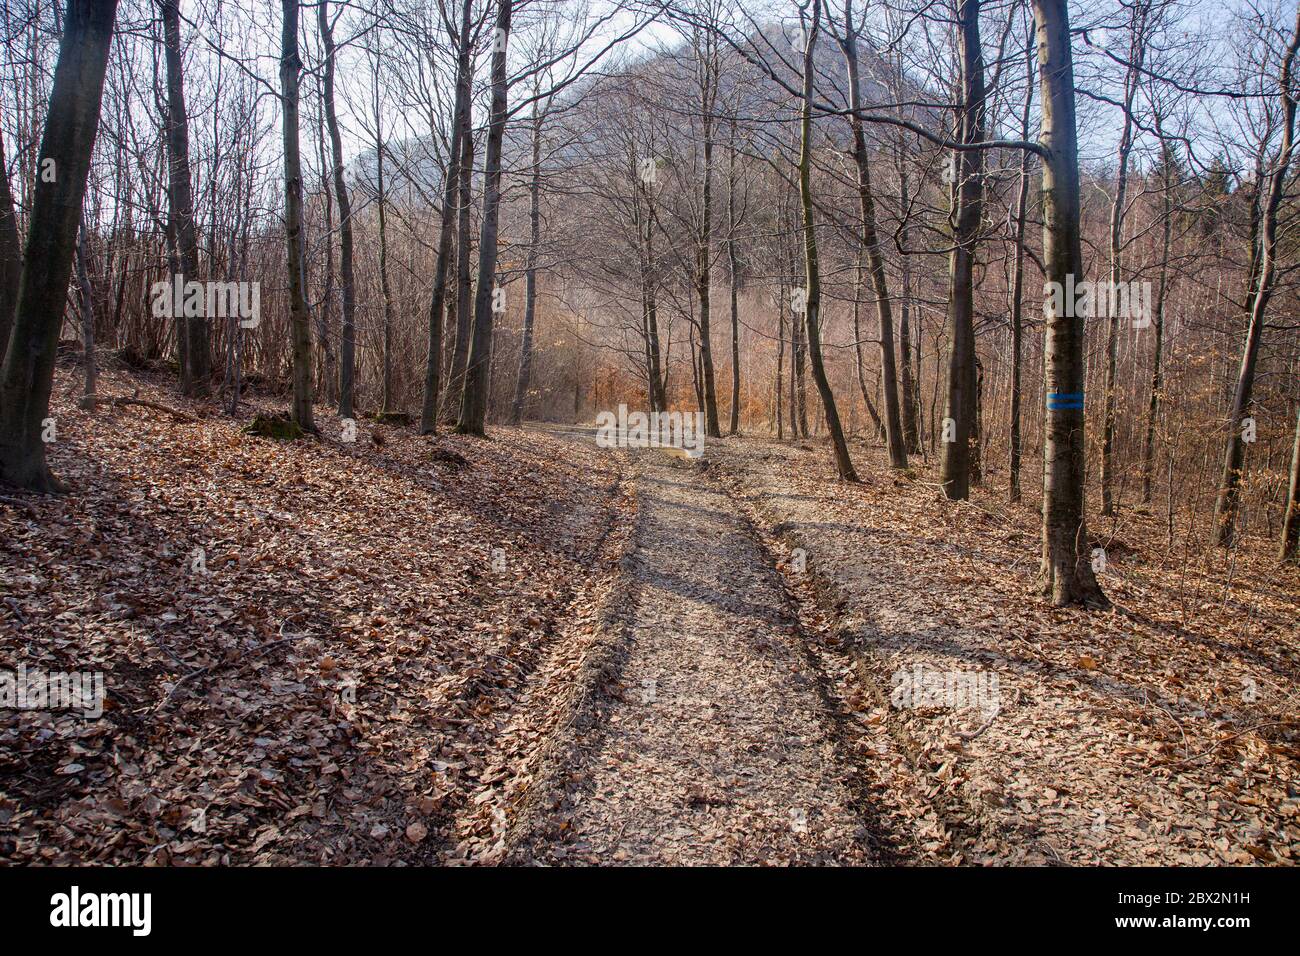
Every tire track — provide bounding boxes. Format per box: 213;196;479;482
510;449;876;865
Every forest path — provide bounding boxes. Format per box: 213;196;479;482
513;439;873;865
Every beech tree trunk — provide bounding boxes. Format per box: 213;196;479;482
1032;0;1108;607
643;177;665;412
775;278;785;440
312;77;337;406
0;0;119;492
938;0;986;500
789;242;808;438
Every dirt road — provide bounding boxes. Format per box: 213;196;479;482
509;444;874;865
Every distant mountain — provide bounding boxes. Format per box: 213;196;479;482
346;21;939;206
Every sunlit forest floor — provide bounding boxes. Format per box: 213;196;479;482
2;356;1297;865
707;437;1300;864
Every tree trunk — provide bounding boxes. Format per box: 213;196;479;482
374;107;394;414
76;220;97;408
445;119;475;423
852;258;885;439
1008;24;1032;503
789;241;808;438
1032;0;1108;607
839;0;906;468
1141;125;1173;505
511;100;543;425
691;322;704;411
1100;7;1147;516
693;29;722;438
1213;5;1300;546
938;0;986;500
422;0;473;433
161;0;209;395
281;0;314;431
726;124;741;435
896;162;920;454
0;0;118;492
319;0;356;420
0;123;22;357
313;77;337;406
456;0;513;435
644;211;665;411
798;0;856;481
1281;401;1300;562
775;279;785;439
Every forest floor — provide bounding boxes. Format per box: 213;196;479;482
704;440;1300;865
2;359;1298;865
1;360;631;864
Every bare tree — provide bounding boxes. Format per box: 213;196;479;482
1032;0;1107;607
686;10;723;438
725;113;745;434
161;0;210;395
456;0;513;435
1007;13;1033;503
510;95;545;424
318;0;358;419
281;0;315;431
444;92;476;424
833;0;906;469
938;0;987;500
423;0;475;434
1141;111;1175;506
75;217;96;408
797;0;856;480
0;0;119;492
1213;3;1300;546
1282;400;1300;561
1099;0;1153;516
0;122;21;356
